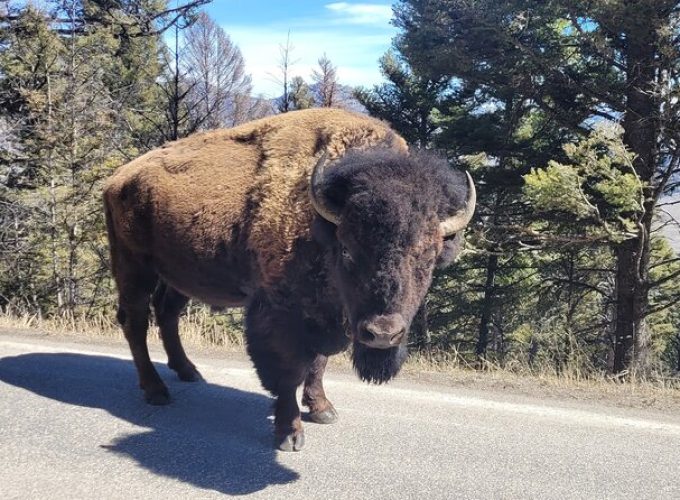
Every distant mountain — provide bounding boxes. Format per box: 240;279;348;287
271;83;367;114
329;84;367;114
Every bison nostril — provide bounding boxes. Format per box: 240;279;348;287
360;329;376;343
358;315;407;348
390;329;405;344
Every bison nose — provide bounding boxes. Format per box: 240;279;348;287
358;314;407;349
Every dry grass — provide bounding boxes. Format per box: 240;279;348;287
2;309;679;410
398;348;680;411
0;310;122;338
309;340;680;410
0;306;245;351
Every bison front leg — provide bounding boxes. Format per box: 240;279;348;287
245;293;310;452
274;384;305;452
248;350;307;452
302;354;338;424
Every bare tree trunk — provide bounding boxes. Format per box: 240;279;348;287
564;252;579;374
613;24;658;375
66;0;79;312
276;32;294;113
171;22;181;141
46;73;63;311
476;253;498;360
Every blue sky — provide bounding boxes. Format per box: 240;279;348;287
204;1;398;97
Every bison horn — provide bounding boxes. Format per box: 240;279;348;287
309;152;342;225
440;171;476;237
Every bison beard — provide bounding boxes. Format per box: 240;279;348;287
352;341;408;384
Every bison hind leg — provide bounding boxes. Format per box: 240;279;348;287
152;282;202;383
112;258;169;405
106;198;171;404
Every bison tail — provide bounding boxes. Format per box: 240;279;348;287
103;192;119;278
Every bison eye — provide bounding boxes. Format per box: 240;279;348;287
341;247;354;263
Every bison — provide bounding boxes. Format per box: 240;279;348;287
103;108;475;451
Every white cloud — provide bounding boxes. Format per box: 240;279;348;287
325;2;393;25
219;3;396;97
225;26;391;97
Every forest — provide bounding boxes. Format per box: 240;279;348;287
1;0;679;379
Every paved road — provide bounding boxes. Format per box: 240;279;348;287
1;330;679;499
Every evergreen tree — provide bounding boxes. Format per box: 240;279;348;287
0;3;168;314
394;0;680;374
355;51;449;147
288;76;314;111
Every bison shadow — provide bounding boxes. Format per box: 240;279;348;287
0;352;299;495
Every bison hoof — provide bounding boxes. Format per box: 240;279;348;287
177;366;203;382
144;387;171;406
308;406;338;425
276;431;305;452
169;361;203;382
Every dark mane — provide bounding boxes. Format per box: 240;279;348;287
327;148;468;224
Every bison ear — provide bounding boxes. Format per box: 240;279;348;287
310;154;352;225
320;172;351;217
436;233;464;268
311;170;352;245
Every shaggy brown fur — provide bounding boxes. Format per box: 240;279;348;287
103;108;471;453
105;108;407;295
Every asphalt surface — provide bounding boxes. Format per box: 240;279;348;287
1;330;680;499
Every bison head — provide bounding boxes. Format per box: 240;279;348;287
310;149;475;384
